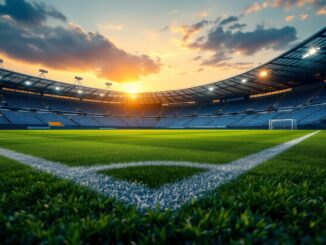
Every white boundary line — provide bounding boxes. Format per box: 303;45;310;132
0;131;319;211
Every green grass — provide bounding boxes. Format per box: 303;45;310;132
0;130;325;244
99;166;206;188
0;129;312;166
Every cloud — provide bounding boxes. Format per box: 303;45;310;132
197;67;204;72
200;51;231;66
0;0;66;25
245;0;326;15
160;25;169;32
272;0;315;8
188;18;297;66
219;16;240;26
285;15;295;21
228;23;247;30
205;62;254;70
216;16;246;31
194;11;209;18
286;13;310;21
317;7;326;15
0;0;160;82
180;20;210;42
246;1;269;13
99;23;125;31
192;56;202;61
300;13;309;19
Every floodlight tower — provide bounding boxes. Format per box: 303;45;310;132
0;59;3;68
39;69;48;78
105;82;112;90
75;76;83;86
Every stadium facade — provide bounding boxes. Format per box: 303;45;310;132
0;28;325;130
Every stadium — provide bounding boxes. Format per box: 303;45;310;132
0;0;325;244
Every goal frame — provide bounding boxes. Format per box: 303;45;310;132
269;119;297;130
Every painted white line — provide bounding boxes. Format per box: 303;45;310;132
74;161;218;173
0;131;319;211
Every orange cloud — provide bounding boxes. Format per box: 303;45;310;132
246;0;322;14
285;15;295;21
317;8;326;15
246;2;264;13
170;20;210;43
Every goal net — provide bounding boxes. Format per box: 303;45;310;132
269;119;297;130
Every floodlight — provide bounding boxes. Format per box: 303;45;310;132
25;81;32;86
75;76;83;86
302;47;320;59
55;86;61;91
39;69;48;74
75;76;83;81
78;90;83;94
38;68;48;78
241;78;247;84
208;87;214;91
259;70;268;77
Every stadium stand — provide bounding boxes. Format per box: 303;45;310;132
35;112;78;127
0;27;325;129
0;113;10;125
0;82;326;129
1;110;44;125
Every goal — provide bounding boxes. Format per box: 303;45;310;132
269;119;297;130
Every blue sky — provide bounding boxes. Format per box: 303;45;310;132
0;0;325;92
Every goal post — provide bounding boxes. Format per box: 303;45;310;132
269;119;297;130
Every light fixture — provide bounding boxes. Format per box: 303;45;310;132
55;86;61;91
259;70;268;77
302;47;320;59
78;90;83;94
25;81;32;86
208;87;214;91
75;76;83;86
241;78;247;84
39;69;48;78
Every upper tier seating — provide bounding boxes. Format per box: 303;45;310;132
277;89;318;108
5;93;47;109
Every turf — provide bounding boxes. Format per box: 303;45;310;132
0;130;325;244
0;129;311;166
99;166;206;188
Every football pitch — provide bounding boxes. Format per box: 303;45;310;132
0;130;325;244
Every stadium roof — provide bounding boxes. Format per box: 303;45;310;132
0;27;325;104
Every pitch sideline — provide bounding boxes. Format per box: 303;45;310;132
0;131;319;211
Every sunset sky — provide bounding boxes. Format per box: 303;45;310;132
0;0;325;92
